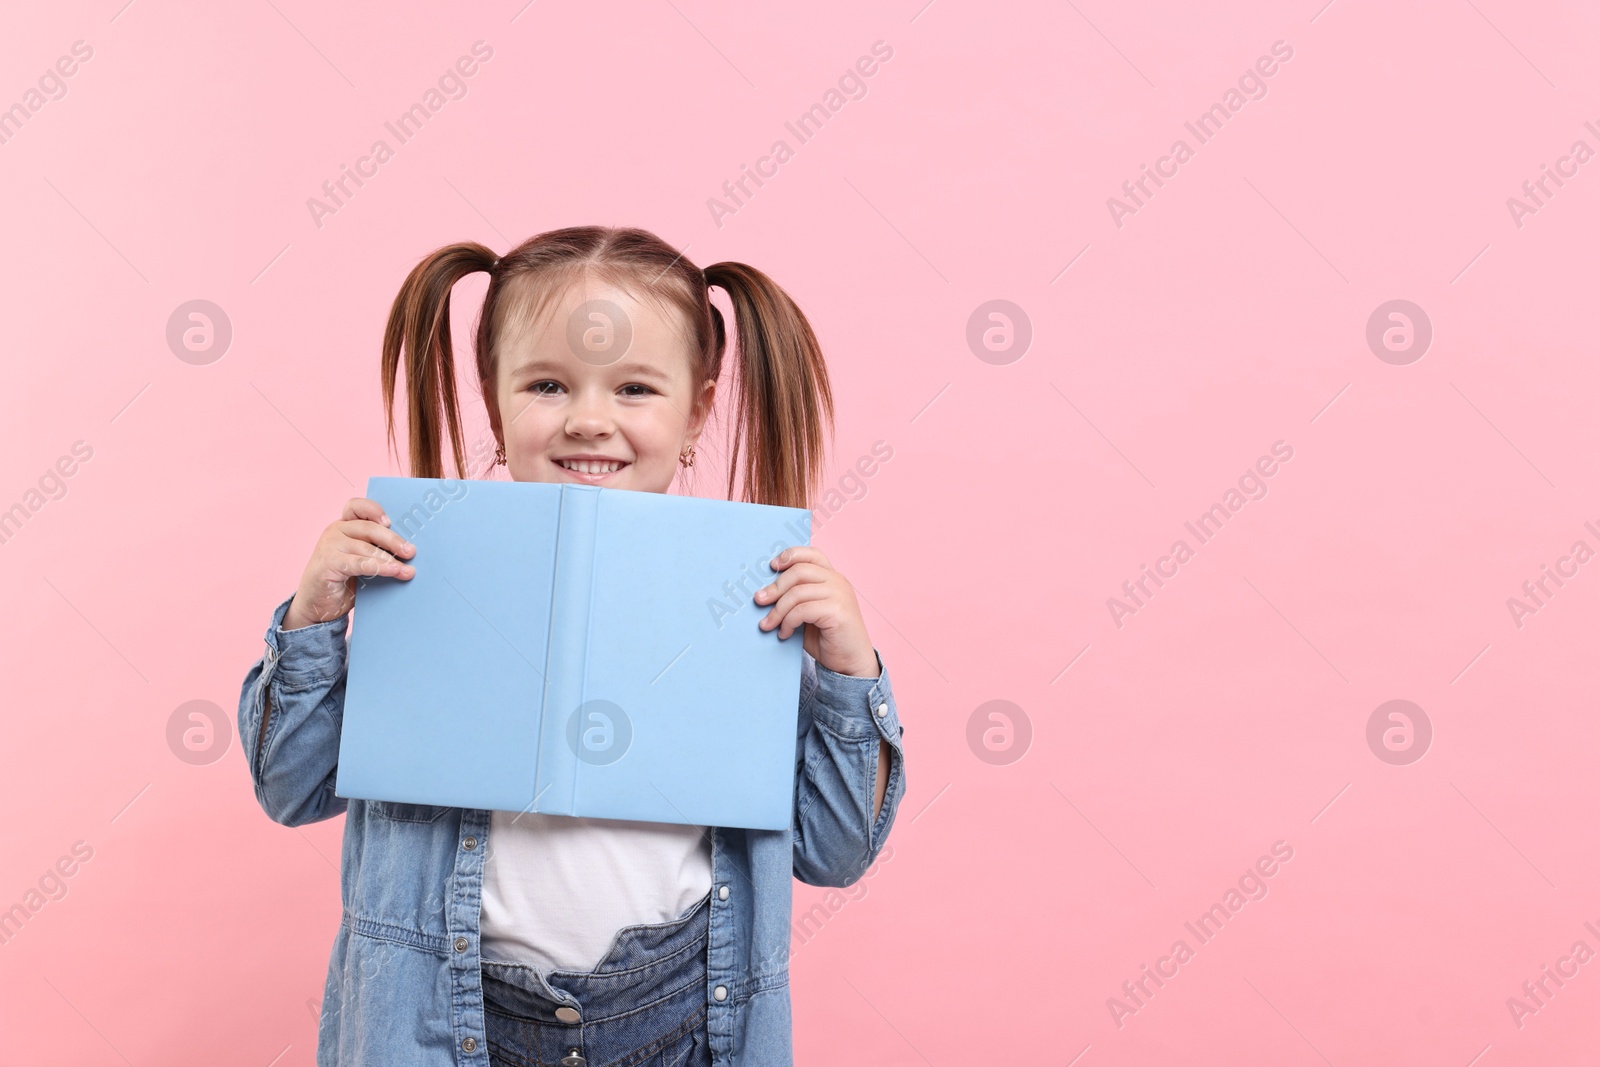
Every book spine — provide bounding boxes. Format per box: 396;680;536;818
532;485;600;814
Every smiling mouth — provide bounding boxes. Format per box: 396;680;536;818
554;458;630;475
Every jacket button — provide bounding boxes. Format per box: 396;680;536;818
718;885;729;900
875;703;888;717
713;985;728;1001
555;1006;581;1023
463;836;477;850
462;1037;477;1052
454;937;468;952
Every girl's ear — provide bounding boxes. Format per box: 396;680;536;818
686;377;717;446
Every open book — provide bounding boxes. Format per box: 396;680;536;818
334;476;813;831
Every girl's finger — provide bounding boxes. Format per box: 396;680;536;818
761;583;832;636
342;555;412;583
334;537;412;580
753;562;831;604
342;517;417;561
769;545;832;572
342;496;390;526
770;594;835;641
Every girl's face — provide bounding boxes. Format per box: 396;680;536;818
494;277;714;495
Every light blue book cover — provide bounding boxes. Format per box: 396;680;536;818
334;476;813;831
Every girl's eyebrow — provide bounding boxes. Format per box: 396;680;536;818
609;361;673;383
509;357;674;384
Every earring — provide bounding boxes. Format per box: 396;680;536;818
494;444;506;466
679;445;697;468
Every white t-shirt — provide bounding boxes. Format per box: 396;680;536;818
479;808;714;973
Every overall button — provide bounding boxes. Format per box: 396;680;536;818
560;1050;587;1067
555;1006;581;1023
718;885;729;900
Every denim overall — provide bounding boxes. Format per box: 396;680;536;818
479;889;714;1067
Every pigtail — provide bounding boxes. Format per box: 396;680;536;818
380;242;498;479
702;262;835;510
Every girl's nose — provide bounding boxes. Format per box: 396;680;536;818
564;393;614;438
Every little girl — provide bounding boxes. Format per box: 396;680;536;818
237;226;907;1067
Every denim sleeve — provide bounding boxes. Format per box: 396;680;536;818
237;592;351;827
791;647;907;887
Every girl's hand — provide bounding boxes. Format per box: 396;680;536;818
754;546;879;678
281;497;417;631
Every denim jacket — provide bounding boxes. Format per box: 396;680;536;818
237;591;907;1066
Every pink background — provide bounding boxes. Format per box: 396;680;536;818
3;0;1598;1063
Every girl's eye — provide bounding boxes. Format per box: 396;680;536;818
527;381;654;397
